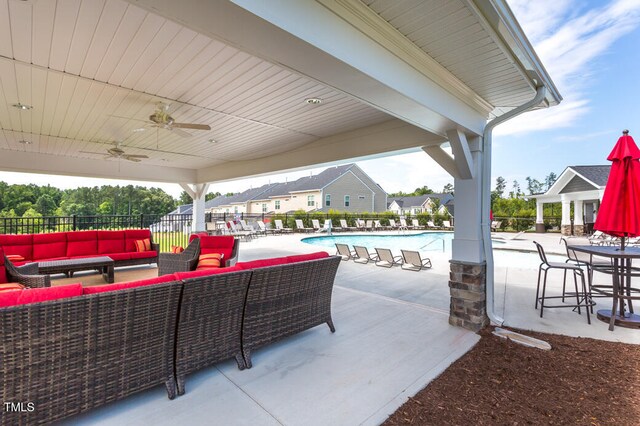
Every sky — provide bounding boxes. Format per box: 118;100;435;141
1;0;640;200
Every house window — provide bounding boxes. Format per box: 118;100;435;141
262;203;267;213
325;194;331;207
234;206;238;213
307;195;315;207
344;195;350;207
275;200;281;210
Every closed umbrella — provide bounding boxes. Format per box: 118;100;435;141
594;130;640;250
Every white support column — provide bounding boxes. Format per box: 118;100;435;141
451;137;483;263
561;196;571;236
536;201;544;224
180;183;210;233
573;199;584;236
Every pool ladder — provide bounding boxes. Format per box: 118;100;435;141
420;237;445;252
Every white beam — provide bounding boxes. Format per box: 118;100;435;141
127;0;488;136
197;119;443;183
0;149;196;183
446;129;474;179
422;146;460;179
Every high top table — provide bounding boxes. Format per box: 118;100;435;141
569;245;640;330
37;256;115;284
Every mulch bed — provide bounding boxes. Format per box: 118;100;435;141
384;327;640;425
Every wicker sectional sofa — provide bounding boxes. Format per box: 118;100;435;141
0;229;159;271
0;251;341;424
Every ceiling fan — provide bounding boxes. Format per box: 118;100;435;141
147;102;211;138
80;143;149;163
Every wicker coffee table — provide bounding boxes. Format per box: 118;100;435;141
37;256;115;283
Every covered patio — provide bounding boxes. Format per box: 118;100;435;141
0;0;562;423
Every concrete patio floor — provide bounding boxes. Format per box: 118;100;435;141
56;231;640;425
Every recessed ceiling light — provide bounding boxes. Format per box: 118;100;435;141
18;140;32;144
132;127;146;132
12;103;32;110
304;98;322;105
208;138;216;143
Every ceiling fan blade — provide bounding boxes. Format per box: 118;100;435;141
169;128;193;138
107;114;149;124
171;123;211;131
79;150;107;155
124;156;142;162
124;154;149;159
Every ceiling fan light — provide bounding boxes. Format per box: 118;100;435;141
132;127;146;132
12;103;32;110
304;98;322;105
18;139;32;144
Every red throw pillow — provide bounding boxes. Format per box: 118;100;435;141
134;238;151;252
171;245;184;254
196;253;223;269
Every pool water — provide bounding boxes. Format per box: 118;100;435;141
301;232;565;268
301;232;454;253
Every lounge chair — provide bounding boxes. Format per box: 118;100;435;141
400;250;432;271
312;219;321;231
335;243;355;260
365;220;374;231
239;220;260;237
411;219;425;230
399;218;409;231
295;219;313;233
442;220;453;230
274;219;293;233
227;221;254;241
316;220;333;233
491;220;502;231
373;220;385;231
257;220;280;235
492;231;525;241
340;219;355;231
374;248;403;268
388;219;399;229
353;245;379;264
426;221;437;229
354;219;366;231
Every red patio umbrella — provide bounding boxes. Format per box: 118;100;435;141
594;129;640;250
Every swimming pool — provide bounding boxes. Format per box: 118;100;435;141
301;233;564;267
301;232;454;252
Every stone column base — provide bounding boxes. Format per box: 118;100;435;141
535;223;546;233
449;260;489;332
573;225;585;236
561;225;572;236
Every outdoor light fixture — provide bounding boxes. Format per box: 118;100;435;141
12;103;32;110
304;98;322;105
208;138;216;143
18;140;32;144
132;127;146;132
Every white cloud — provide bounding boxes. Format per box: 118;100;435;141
498;0;640;136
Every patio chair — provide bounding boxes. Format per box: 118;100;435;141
257;220;280;235
427;221;438;229
158;238;201;275
295;219;313;233
312;219;321;230
490;220;502;231
3;255;51;288
411;219;425;230
335;243;355;261
353;245;379;264
326;219;340;232
388;219;399;229
274;219;293;233
228;220;254;241
400;250;432;271
399;218;409;231
339;219;355;231
239;219;260;236
354;219;366;231
442;220;453;230
316;220;332;233
374;248;403;268
533;241;594;323
373;220;385;231
561;238;611;308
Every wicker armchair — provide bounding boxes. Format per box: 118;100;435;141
157;238;201;276
4;256;51;288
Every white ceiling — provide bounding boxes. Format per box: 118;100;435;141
0;0;559;184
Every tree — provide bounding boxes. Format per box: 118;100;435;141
35;194;58;216
206;192;221;201
442;183;454;194
510;180;521;199
413;185;434;195
494;176;506;198
544;172;558;191
178;190;192;205
525;177;543;195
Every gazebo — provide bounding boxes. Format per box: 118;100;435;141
534;166;609;236
0;0;561;331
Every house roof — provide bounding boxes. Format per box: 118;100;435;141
388;193;454;209
570;165;610;187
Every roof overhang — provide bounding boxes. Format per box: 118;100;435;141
0;0;560;184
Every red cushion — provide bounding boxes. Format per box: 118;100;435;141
66;231;98;257
97;231;125;254
199;236;235;250
82;275;175;294
32;232;68;261
236;257;289;270
0;283;25;291
173;265;243;281
124;229;152;252
0;234;33;260
171;245;184;253
129;251;157;260
1;283;83;307
0;265;6;284
189;232;208;243
286;252;329;263
0;290;21;308
101;253;131;261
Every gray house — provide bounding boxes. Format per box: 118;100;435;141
208;163;387;214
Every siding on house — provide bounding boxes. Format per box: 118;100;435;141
559;175;598;194
348;165;388;212
322;171;374;212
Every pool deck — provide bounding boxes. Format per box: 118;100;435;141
54;231;639;425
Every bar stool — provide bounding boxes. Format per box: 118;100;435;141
534;241;595;324
561;238;612;311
